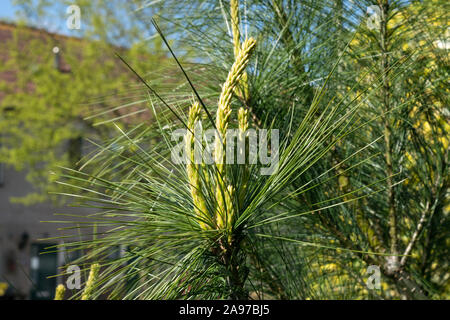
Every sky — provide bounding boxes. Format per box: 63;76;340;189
0;0;77;37
0;0;151;44
0;0;16;21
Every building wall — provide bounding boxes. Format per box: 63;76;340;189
0;22;95;299
0;21;148;299
0;164;94;299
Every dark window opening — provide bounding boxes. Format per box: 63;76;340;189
29;243;57;300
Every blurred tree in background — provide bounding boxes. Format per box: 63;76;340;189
0;0;171;204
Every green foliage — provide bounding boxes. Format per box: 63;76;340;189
0;4;169;204
5;0;447;299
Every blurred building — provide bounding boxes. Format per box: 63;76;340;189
0;21;127;300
